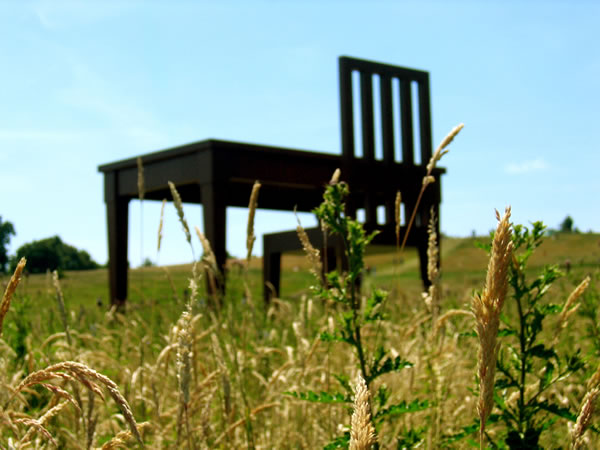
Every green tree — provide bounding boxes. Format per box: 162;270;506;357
0;216;16;273
560;215;574;233
10;236;99;274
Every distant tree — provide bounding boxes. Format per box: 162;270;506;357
141;257;155;267
0;217;16;273
560;215;574;233
10;236;99;274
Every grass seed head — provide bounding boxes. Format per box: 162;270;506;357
157;198;166;253
472;206;513;441
350;374;376;450
246;180;261;262
0;257;26;336
168;181;191;245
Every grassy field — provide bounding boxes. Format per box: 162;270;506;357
1;226;598;448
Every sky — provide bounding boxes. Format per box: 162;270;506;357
1;0;599;267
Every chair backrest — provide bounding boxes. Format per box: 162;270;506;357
339;56;432;166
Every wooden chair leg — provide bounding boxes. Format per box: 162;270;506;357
201;182;227;300
105;172;129;308
263;244;281;305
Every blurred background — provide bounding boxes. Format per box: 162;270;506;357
1;0;598;267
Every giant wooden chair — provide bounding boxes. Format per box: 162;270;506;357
98;56;443;308
262;56;444;302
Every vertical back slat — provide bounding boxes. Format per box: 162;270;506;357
380;74;394;164
339;59;355;159
360;71;375;162
400;79;414;165
418;77;433;165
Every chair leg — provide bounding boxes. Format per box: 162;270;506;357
201;182;226;301
263;244;281;305
105;172;129;308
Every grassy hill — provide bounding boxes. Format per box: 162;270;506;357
6;231;598;327
0;230;598;447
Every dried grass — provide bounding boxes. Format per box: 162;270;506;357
349;374;376;450
472;207;513;446
0;257;26;336
246;180;261;262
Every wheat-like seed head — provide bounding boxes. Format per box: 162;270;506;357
296;224;323;284
16;361;143;445
0;257;26;336
426;123;464;173
472;207;513;443
394;191;402;247
330;168;341;185
137;156;145;201
158;198;166;253
52;270;72;346
424;209;441;326
427;210;440;285
246;180;261;262
572;387;600;449
19;401;70;446
101;422;151;450
558;276;591;333
349;374;376;450
176;307;193;406
195;226;220;279
14;418;57;447
168;181;191;245
422;175;436;187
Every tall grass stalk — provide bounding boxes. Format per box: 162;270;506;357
400;123;464;252
0;257;26;336
472;207;513;449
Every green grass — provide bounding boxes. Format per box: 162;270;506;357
0;230;598;447
5;231;596;334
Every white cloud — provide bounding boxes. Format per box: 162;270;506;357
505;158;549;174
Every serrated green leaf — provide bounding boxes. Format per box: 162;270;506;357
374;399;428;421
367;356;413;383
284;390;349;404
498;328;517;337
323;432;350;449
536;401;577;421
528;344;557;360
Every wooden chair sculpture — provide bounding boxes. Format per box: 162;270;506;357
98;56;443;308
262;56;445;302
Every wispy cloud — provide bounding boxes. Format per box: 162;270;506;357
505;158;549;174
0;129;84;142
31;0;135;31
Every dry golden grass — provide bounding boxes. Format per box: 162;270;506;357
472;207;513;447
350;375;376;450
2;139;599;447
0;257;26;336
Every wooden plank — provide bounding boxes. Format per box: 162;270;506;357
339;58;355;159
360;72;375;162
400;79;414;165
418;76;433;165
380;75;394;164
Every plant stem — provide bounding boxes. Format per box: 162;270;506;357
516;289;527;435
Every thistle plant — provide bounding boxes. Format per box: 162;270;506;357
477;221;587;448
288;172;428;448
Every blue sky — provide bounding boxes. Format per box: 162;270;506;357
1;0;599;267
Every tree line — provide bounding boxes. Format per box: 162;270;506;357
0;216;99;274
